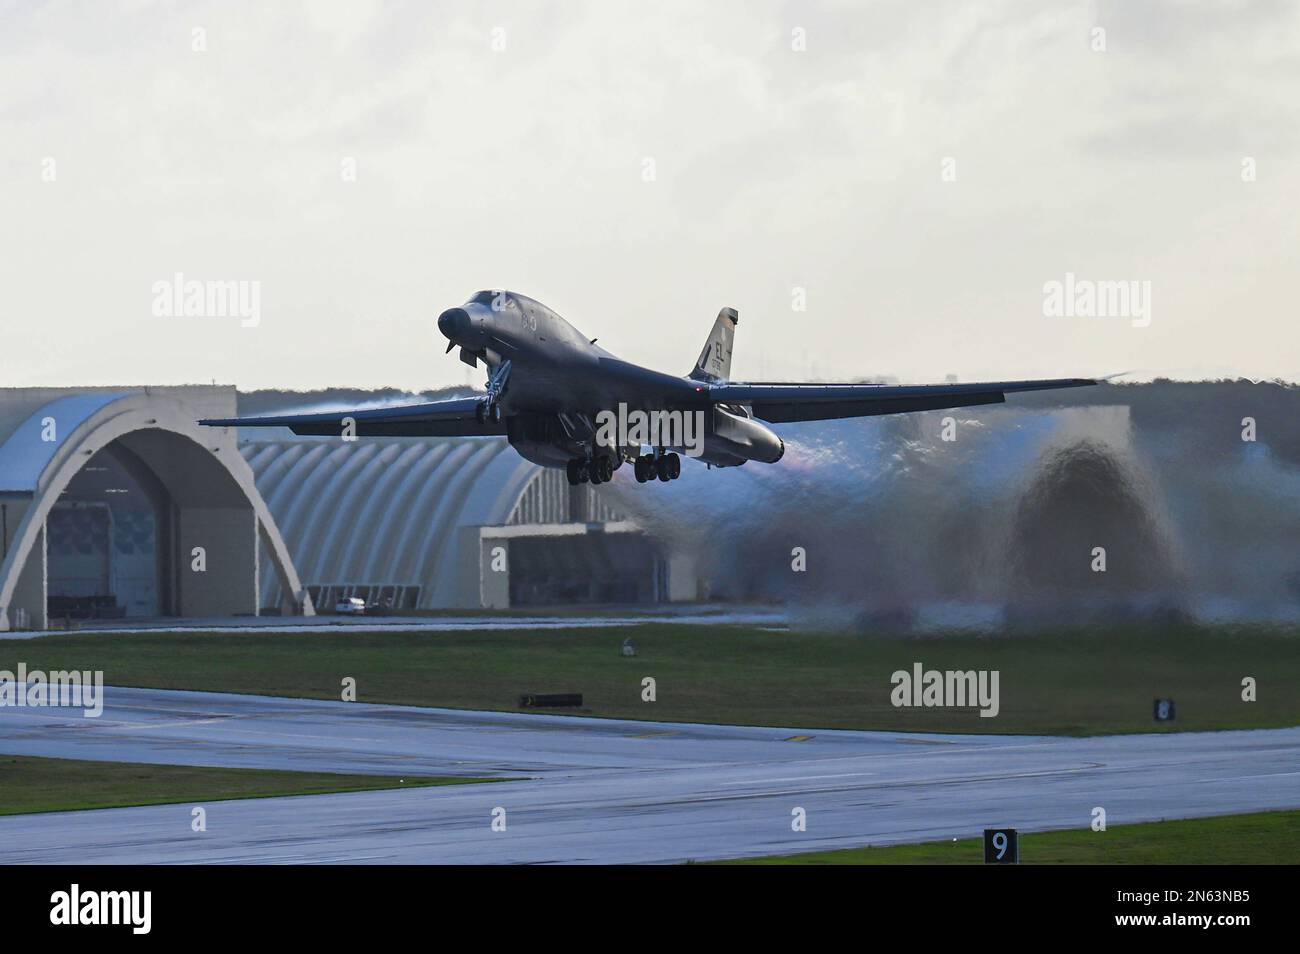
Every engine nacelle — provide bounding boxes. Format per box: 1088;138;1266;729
699;405;784;466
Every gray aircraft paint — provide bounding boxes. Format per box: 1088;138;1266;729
202;290;1093;477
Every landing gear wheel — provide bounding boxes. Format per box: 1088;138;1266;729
654;452;681;482
598;455;614;482
566;459;583;486
633;455;652;483
489;403;502;424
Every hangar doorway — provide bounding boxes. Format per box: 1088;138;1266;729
496;528;668;606
0;387;312;631
46;444;169;621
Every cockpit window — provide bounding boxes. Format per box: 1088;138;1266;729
470;289;517;311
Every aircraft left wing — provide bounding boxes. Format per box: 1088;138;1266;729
707;378;1096;424
199;397;506;437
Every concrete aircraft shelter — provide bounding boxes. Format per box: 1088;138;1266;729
241;435;679;611
0;387;312;631
0;386;681;628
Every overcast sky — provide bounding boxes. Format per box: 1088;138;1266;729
2;0;1297;390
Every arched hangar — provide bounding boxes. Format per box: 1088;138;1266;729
241;436;680;611
0;387;312;630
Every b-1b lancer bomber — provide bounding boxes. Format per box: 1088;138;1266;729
201;290;1095;485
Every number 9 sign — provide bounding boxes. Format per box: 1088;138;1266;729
983;828;1019;864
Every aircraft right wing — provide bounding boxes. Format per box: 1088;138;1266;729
200;396;506;437
707;378;1097;424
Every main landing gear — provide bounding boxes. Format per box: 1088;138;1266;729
566;455;615;486
567;450;681;487
633;452;680;483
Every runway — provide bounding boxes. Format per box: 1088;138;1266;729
0;687;1296;864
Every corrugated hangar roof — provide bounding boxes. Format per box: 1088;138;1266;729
243;436;625;609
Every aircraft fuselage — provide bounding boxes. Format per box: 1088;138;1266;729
202;289;1094;487
437;290;773;471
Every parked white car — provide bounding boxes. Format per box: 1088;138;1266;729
334;597;366;615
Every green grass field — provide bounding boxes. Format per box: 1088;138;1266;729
0;754;498;816
5;622;1296;735
717;809;1300;864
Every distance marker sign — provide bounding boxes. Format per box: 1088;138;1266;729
983;829;1019;864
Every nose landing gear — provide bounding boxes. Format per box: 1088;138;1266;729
475;359;512;424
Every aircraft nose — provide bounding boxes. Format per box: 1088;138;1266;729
438;307;470;342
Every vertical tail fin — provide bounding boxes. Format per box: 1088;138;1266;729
689;307;737;383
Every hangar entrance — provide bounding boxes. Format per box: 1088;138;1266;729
46;444;168;620
504;531;667;605
0;387;311;632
